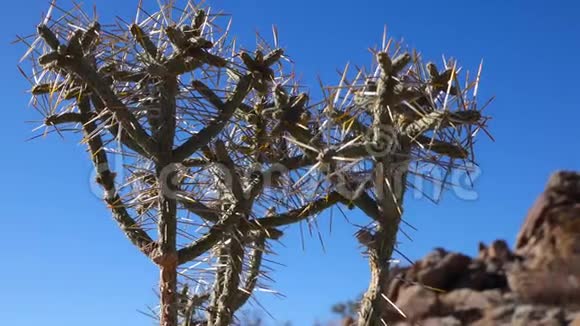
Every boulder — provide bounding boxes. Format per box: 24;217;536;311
515;170;580;261
394;285;438;322
337;171;580;326
417;252;471;290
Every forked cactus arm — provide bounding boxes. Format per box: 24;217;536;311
172;75;253;162
403;110;482;136
213;140;245;201
37;24;159;160
76;95;156;257
177;205;241;265
240;191;344;231
89;95;150;158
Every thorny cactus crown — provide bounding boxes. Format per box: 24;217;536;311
315;36;491;324
17;1;490;325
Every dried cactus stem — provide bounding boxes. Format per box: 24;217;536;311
357;227;396;326
212;238;244;326
158;254;179;326
156;183;179;326
154;70;180;326
357;52;410;325
356;170;406;326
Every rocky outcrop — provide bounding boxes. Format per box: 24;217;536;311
516;171;580;259
378;241;520;325
340;171;580;325
375;243;580;325
510;171;580;307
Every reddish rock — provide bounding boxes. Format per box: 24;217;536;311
515;170;580;260
440;288;499;312
341;171;580;325
417;252;471;290
394;285;438;322
506;261;580;305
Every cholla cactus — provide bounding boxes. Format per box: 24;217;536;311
277;35;490;324
17;1;338;325
17;1;491;325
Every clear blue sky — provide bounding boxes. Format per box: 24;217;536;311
2;1;580;325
